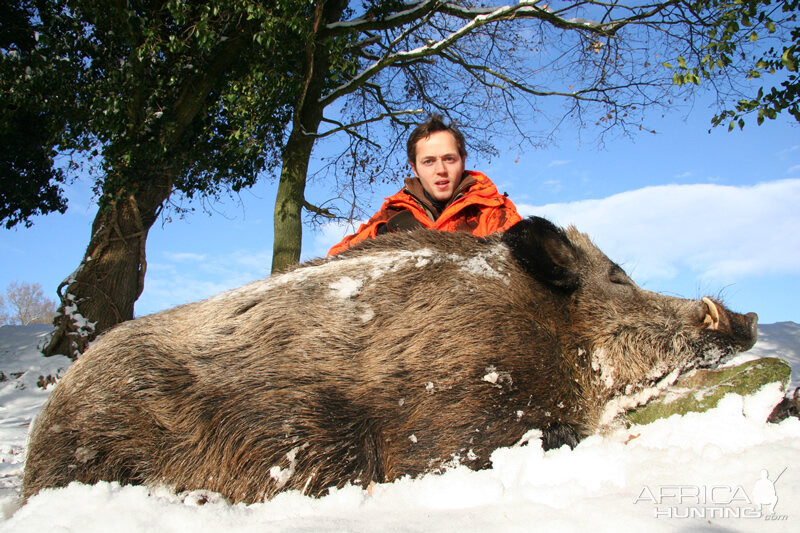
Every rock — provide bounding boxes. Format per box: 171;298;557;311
626;357;792;426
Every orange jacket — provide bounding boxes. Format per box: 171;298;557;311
328;171;522;256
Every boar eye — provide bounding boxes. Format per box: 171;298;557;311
609;265;631;286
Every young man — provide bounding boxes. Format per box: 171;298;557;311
328;115;521;256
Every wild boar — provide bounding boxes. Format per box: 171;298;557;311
23;217;758;504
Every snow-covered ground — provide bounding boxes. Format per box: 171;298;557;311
0;323;798;532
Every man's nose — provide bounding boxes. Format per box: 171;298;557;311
434;159;447;173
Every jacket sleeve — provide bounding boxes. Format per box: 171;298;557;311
495;197;523;231
326;204;395;256
476;196;523;236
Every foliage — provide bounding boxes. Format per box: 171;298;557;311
5;1;799;343
0;0;313;227
299;1;800;230
663;0;799;130
0;281;57;326
0;0;71;228
7;1;797;230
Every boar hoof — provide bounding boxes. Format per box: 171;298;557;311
541;424;581;451
768;387;800;423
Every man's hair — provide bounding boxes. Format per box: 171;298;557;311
406;114;467;163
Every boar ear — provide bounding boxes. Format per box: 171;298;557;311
501;217;580;291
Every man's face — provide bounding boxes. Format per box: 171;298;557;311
410;130;465;202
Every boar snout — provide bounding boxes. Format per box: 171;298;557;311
733;311;759;351
694;298;758;367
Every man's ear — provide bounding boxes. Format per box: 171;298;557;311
409;162;418;177
501;217;580;292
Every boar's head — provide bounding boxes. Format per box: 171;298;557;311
502;217;758;427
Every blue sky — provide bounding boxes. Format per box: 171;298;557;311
1;101;799;325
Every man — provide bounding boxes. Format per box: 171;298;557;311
328;115;521;256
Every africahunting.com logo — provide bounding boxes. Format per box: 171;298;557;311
634;468;788;521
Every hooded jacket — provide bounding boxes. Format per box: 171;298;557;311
327;171;522;256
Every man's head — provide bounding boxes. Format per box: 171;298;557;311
407;115;467;202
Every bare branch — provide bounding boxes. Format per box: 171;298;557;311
317;109;426;140
302;199;336;219
320;1;632;107
324;0;440;37
436;47;645;103
324;0;628;37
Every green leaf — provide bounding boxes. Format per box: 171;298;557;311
781;48;797;72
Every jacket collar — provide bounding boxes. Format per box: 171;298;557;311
403;173;478;221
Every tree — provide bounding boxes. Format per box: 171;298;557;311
664;0;799;129
2;0;310;357
0;0;71;228
4;1;796;357
268;0;800;272
1;282;57;326
0;293;7;325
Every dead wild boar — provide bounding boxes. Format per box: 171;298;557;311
23;217;758;504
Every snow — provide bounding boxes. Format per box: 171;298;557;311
455;246;509;281
482;365;513;389
746;322;800;388
1;323;799;532
599;368;681;427
268;446;306;489
210;249;436;304
329;276;363;300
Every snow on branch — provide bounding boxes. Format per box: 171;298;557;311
324;0;441;35
318;0;648;108
322;2;558;107
324;1;623;37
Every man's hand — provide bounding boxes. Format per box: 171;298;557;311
387;210;424;232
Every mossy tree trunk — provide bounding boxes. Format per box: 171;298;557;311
271;0;348;273
41;28;249;358
43;179;172;358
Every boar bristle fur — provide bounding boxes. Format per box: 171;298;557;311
23;217;758;504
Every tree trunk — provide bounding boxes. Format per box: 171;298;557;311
271;0;349;273
41;30;249;358
43;179;172;358
272;122;320;272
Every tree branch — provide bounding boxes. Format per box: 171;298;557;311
321;2;550;107
302;199;336;219
324;0;627;37
317;109;425;140
320;1;685;109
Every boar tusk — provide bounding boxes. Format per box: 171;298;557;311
702;297;720;331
